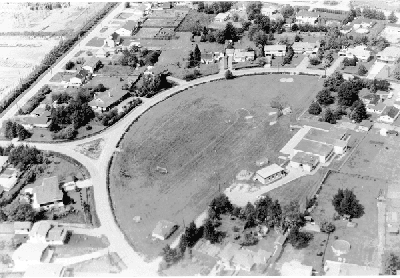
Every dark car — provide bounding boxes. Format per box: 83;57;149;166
387;130;399;136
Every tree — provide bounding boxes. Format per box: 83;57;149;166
287;226;313;249
255;195;281;227
337;81;360;106
388;11;398;23
281;5;295;18
65;61;74;70
232;13;239;22
203;218;218;243
316;89;335;106
15;124;31;140
209;194;233;219
162;244;180;264
215;30;226;44
223;22;238;42
332;188;364;218
225;70;234;79
320;108;336;124
242;202;256;228
184;221;201;248
252;30;269;56
308;101;322;115
357;64;368;76
294;34;302;42
193;45;201;66
350;100;368;123
3;202;37;222
291;23;299;32
309;57;321;66
282;201;304;230
320;221;336;233
246;2;262;20
383;253;400;275
4;121;17;139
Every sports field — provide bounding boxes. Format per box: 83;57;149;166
109;74;323;259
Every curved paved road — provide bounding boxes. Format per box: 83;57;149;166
0;59;343;275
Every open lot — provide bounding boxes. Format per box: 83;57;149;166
109;74;323;259
311;172;386;268
176;10;215;32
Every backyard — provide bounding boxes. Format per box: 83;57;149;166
109;74;323;259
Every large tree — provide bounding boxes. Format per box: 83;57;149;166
350;100;368;123
320;107;336;124
287;226;313;249
194;45;201;66
332;188;364;218
282;201;304;230
388;11;398;23
223;22;239;42
209;194;233;219
308;101;322;115
252;30;269;56
3;202;37;222
323;71;345;91
255;195;281;227
383;253;400;275
316;89;335;106
337;81;360;106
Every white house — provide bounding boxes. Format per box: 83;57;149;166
96;48;109;58
82;58;101;74
378;106;400;123
14;221;33;235
292;42;319;55
366;102;387;114
261;6;278;17
24;264;66;278
281;261;313;276
69;69;90;86
376;46;400;64
29;221;69;245
264;44;286;57
384;23;400;35
32;176;63;210
254;164;286;185
105;32;121;48
295;11;319;25
339;45;371;62
233;49;255;62
293;139;334;163
115;20;138;37
215;12;230;22
12;243;51;267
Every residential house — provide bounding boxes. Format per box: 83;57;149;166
292;42;319;55
14;221;33;235
30;103;49;117
201;52;214;64
338;45;371;62
361;93;380;105
319;12;346;26
20;115;52;129
29;221;69;245
32;176;64;210
264;44;286;57
384;23;400;36
254;164;286;185
152;220;178;240
358;120;373;132
289;152;319;172
376;46;400;64
366;102;386;114
161;2;173;9
377;90;393;101
82;58;102;74
270;13;284;22
293;139;334;163
378;106;400;123
295;11;319;25
69;69;90;86
96;48;109;58
302;127;350;155
215;12;230;22
352;17;375;30
24;263;66;278
0;168;18;192
281;261;313;276
105;32;121;48
233;49;255;62
116;20;140;37
219;242;241;268
63;175;76;191
12;243;52;267
231;249;255;272
88;86;131;113
261;6;278;17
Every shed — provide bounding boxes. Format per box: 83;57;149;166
152;220;178;240
254;164;286;185
389;226;399;235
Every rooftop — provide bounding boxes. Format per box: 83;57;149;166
83;57;101;68
33;176;63;205
368;102;386;111
88;87;131;109
291;152;319;166
14;221;32;230
121;20;138;30
0;156;8;170
361;93;380;105
381;106;400;119
12;242;49;263
303;127;347;146
264;44;286;51
281;260;312;276
0;223;15;234
256;164;284;178
294;139;333;157
30;221;52;238
377;46;400;58
152;220;177;239
296;11;320;18
324;260;380;276
292;42;318;50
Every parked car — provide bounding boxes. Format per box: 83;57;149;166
387;130;398;136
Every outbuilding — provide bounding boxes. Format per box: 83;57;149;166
254;164;286;185
152;220;178;240
290;152;319;172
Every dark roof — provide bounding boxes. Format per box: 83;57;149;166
121;20;138;30
362;93;380;105
110;32;120;41
201;53;213;61
382;106;400;118
33;176;63;205
75;69;89;79
88;87;130;109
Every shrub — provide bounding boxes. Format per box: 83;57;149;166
65;61;75;70
357;64;368;76
309;57;321;66
308;101;322;115
225;70;234;79
320;221;336;233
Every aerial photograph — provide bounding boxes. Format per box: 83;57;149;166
1;0;400;276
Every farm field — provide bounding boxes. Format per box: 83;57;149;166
109;74;323;259
311;172;387;268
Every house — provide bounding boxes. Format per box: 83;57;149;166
281;260;313;276
254;164;286;185
0;223;15;235
63;175;76;191
215;12;230;22
233;49;255;62
29;221;69;245
319;12;346;26
303;127;350;155
261;6;278;17
339;45;371;62
324;260;380;276
32;176;63;210
389;226;399;235
219;242;241;267
88;86;131;113
152;220;178;240
31;103;49;117
20;115;52;129
361;93;380;105
379;106;400;123
293;139;333;163
384;23;400;35
270;13;284;22
376;46;400;64
377;90;393;101
161;2;173;9
0;168;18;191
232;249;255;272
358;120;373;132
12;243;52;266
116;20;138;37
295;11;319;25
289;152;319;172
96;48;109;58
352;17;375;30
82;58;101;74
292;42;319;55
366;102;386;114
264;44;286;57
24;263;66;278
105;32;121;48
201;52;214;64
14;221;33;235
69;69;90;86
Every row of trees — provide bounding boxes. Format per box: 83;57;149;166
19;85;52;115
4;121;31;141
188;45;202;68
119;48;161;68
197;1;233;14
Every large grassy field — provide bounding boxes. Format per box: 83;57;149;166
109;74;323;259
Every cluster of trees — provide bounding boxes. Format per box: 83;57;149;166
50;90;95;139
342;56;358;67
0;3;117;116
388;11;398;24
383;253;400;275
8;145;44;171
4;121;31;141
19;85;52;115
65;61;75;70
0;200;37;222
119;48;161;68
97;98;142;126
332;189;364;219
292;24;328;33
361;7;386;20
136;73;170;98
198;22;240;44
188;45;202;68
197;1;233;14
282;46;294;65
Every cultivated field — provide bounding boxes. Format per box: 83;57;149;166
311;172;387;268
109;74;323;259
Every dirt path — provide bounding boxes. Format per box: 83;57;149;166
377;201;386;273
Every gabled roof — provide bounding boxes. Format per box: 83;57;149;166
361;93;380;105
256;164;284;178
294;139;333;157
369;102;386;111
75;69;89;80
24;263;65;278
121;20;138;31
381;106;400;118
47;226;66;242
292;42;317;50
232;249;255;270
264;44;286;52
296;11;319;18
30;221;52;238
33;176;63;205
83;57;101;68
14;221;32;230
377;46;400;58
291;152;319;166
12;242;49;262
0;223;15;234
88;87;130;109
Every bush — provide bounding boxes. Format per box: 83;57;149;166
51;125;77;140
65;61;75;70
357;64;368;76
225;70;234;79
320;221;336;233
308;101;322;115
309;57;321;66
343;57;357;67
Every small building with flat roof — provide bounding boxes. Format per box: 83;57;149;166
289;152;319;172
293;139;334;163
303;127;350;155
254;164;286;185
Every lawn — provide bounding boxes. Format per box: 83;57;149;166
70;253;124;273
341;58;375;77
176;10;215;32
109;74;323;259
52;234;109;259
86;37;105;47
311;172;387;268
270;54;305;68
